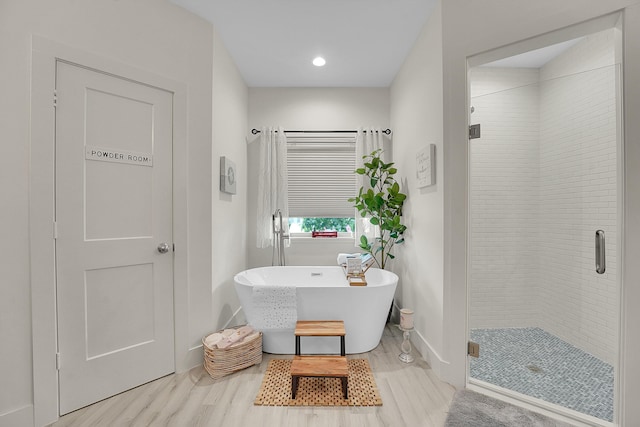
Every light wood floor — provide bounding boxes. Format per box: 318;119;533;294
50;325;456;427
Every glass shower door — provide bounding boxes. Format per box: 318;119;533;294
468;63;621;424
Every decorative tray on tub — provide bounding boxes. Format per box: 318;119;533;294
340;253;374;286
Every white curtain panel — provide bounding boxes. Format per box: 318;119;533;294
355;127;385;247
256;126;290;248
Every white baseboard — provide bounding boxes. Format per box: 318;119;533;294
179;345;204;373
389;301;450;380
0;404;33;427
412;328;449;379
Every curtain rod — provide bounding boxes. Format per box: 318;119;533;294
250;128;391;135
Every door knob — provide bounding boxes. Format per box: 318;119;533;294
157;243;170;254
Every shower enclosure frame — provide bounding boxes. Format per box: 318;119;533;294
465;14;624;427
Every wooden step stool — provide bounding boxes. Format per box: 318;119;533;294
291;320;348;399
294;320;346;356
290;355;348;399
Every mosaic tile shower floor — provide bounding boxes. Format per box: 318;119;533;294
470;327;613;422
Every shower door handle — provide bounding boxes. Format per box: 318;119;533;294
595;230;606;274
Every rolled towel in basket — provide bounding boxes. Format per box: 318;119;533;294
206;325;257;349
204;332;223;348
226;325;255;344
236;325;254;338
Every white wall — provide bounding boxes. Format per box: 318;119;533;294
210;28;249;335
389;2;446;375
440;1;640;424
0;8;34;422
247;88;390;268
1;1;248;425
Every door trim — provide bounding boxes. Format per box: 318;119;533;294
30;36;189;427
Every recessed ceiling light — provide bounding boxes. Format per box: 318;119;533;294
312;56;326;67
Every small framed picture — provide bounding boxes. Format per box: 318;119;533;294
220;156;237;194
416;144;435;188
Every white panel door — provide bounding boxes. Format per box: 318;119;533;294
55;61;174;414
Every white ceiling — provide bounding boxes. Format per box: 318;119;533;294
170;0;437;87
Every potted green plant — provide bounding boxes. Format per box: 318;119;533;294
349;149;407;270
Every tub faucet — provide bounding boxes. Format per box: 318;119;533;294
272;209;289;266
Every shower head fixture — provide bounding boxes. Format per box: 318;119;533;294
471;106;475;114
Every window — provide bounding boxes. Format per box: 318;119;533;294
286;133;356;238
289;217;355;233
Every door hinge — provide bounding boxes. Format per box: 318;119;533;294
468;341;480;358
56;353;61;370
53;90;58;108
53;221;58;239
173;243;175;252
469;124;481;139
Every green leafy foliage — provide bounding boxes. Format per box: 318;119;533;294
299;217;355;232
348;149;407;269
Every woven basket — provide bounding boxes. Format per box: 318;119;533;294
202;325;263;380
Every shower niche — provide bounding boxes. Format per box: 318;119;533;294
467;23;622;425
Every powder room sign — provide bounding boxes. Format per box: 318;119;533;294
85;146;153;167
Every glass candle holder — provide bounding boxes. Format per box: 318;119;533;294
400;308;414;329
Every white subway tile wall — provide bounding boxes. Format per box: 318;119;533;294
538;29;618;365
470;68;541;330
469;29;619;365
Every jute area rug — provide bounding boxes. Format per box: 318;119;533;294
445;390;575;427
254;358;382;406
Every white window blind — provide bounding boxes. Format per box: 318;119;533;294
287;135;356;218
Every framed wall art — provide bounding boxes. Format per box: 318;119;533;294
416;144;435;188
220;156;237;194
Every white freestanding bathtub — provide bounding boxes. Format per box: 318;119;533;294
233;266;397;354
